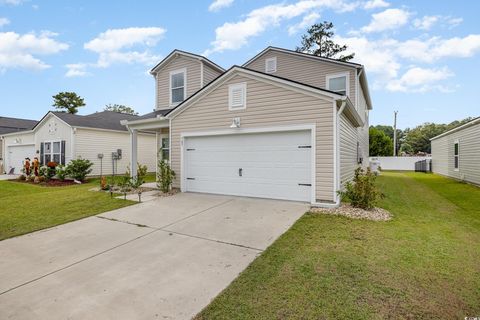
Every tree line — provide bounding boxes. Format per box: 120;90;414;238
369;118;473;156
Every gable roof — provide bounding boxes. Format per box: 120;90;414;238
150;49;225;75
242;46;373;110
31;111;142;132
0;116;38;135
164;65;362;127
430;117;480;141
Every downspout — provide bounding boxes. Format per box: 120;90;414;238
335;99;348;206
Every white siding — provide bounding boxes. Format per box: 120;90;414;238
75;129;156;176
34;114;73;164
171;73;335;203
432;122;480;185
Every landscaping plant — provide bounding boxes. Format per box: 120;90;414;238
338;167;384;210
55;164;67;181
157;158;175;193
66;158;93;182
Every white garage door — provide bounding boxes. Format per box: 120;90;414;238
7;145;35;174
184;130;312;202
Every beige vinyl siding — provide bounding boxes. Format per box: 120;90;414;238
155;56;202;109
203;63;222;86
75;129;156;176
340;113;358;184
357;83;369;167
432;122;480;185
171;73;335;202
244;50;357;106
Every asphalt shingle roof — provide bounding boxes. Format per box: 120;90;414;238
51;111;141;131
0;116;38;135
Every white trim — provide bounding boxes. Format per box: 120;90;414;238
180;124;316;204
265;56;277;73
431;117;480;141
453;139;460;171
167;67;341;119
169;68;187;107
150;50;225;75
41;139;62;164
326;72;350;97
228;82;247;110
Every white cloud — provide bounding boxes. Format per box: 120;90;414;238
204;0;354;55
447;17;463;28
413;15;439;30
84;27;165;68
208;0;234;12
65;63;89;78
0;0;24;5
288;12;320;35
361;8;410;33
0;17;9;27
363;0;390;10
386;67;454;92
0;31;68;71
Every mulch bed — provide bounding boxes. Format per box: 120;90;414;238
310;204;392;221
11;179;77;187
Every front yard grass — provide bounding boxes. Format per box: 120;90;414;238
0;173;156;241
196;172;480;319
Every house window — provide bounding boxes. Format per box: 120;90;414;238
170;69;186;105
43;141;62;164
265;57;277;73
454;140;459;170
327;73;349;96
228;83;246;110
161;137;170;161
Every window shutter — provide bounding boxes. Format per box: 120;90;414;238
40;142;44;165
229;83;246;109
61;140;66;165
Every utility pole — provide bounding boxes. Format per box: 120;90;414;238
393;111;398;156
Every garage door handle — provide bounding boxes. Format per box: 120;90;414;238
239;168;243;177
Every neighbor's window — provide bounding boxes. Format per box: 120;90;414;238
170;69;186;105
228;83;247;110
454;140;459;170
327;74;348;96
161;137;170;161
265;57;277;73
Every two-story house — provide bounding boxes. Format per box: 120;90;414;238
123;47;372;207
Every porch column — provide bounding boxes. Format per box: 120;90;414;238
130;128;138;178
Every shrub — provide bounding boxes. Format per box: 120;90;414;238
157;159;175;193
126;163;148;184
66;158;93;182
338;167;384;210
55;165;67;181
38;166;48;177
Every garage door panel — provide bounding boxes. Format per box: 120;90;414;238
7;145;35;174
184;130;312;202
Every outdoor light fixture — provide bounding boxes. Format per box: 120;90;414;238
230;117;241;128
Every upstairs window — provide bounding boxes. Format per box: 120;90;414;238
265;57;277;73
229;83;246;110
327;73;349;96
170;69;186;105
454;140;459;170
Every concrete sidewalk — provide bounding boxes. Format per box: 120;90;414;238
0;193;307;319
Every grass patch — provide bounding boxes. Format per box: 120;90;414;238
0;175;155;240
196;172;480;319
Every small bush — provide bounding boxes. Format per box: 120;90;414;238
157;159;175;193
55;165;67;181
338;167;384;210
66;158;93;182
39;166;48;177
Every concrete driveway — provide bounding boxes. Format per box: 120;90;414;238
0;193;307;319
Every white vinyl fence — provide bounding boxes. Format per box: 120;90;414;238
369;156;432;171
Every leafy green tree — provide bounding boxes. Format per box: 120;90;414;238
104;104;138;115
296;21;355;62
52;92;85;114
373;125;404;155
369;127;393;156
399;142;413;155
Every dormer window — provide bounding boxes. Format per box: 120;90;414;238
170;68;186;105
265;57;277;73
229;83;246;110
326;72;349;96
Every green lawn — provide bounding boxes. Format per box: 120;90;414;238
196;172;480;319
0;173;156;241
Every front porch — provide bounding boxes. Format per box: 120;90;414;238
121;117;170;178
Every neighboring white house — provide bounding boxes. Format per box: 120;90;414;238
0;116;38;174
431;117;480;185
1;111;156;176
122;47;372;207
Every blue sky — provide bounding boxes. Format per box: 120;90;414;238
0;0;479;129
